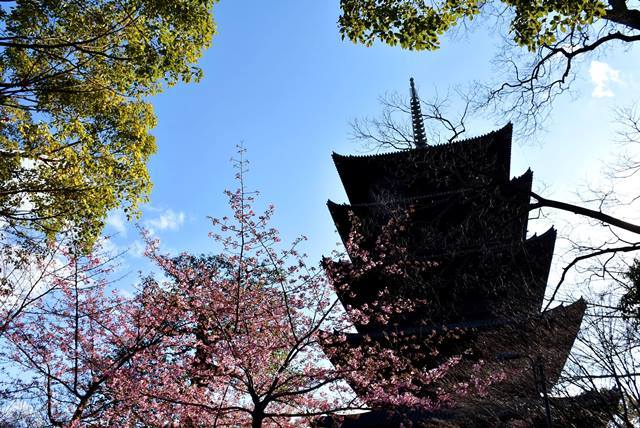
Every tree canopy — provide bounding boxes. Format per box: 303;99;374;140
339;0;639;51
0;0;216;248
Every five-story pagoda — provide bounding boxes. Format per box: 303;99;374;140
317;80;617;427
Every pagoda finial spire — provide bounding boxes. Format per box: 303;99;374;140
410;77;427;148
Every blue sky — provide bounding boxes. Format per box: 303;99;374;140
104;1;640;292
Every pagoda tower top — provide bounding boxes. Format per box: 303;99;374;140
410;77;427;148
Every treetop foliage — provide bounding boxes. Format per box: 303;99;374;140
0;0;216;249
339;0;610;51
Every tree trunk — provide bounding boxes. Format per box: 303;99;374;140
251;404;266;428
251;414;264;428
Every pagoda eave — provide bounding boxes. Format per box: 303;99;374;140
332;124;514;205
326;228;557;329
318;300;586;396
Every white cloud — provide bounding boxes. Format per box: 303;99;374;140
97;235;120;255
105;210;127;236
144;209;185;234
589;61;623;98
129;240;146;258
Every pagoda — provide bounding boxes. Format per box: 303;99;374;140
317;80;618;427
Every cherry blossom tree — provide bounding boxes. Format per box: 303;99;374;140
116;149;498;427
117;153;356;427
0;148;500;427
0;245;173;426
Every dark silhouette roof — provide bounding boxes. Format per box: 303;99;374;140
319;300;586;402
332;123;513;205
328;169;533;256
326;228;556;331
314;387;620;427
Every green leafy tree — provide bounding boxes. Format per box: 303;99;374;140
0;0;216;248
338;0;639;51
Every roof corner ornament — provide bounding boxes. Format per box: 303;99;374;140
410;77;427;148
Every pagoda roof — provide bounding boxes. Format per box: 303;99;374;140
328;170;533;257
333;123;513;205
319;299;585;400
327;227;556;330
314;387;619;427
